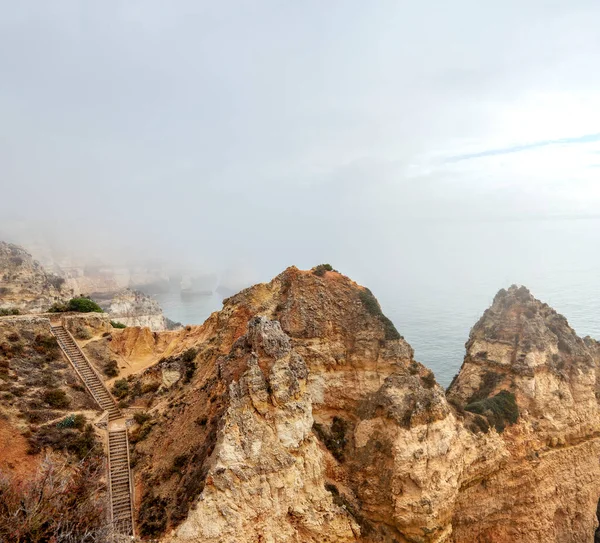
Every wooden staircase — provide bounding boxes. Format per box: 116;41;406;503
108;428;135;535
51;324;135;537
51;325;121;421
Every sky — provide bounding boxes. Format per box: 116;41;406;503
1;0;600;278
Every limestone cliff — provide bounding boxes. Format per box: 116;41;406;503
446;285;600;542
3;263;600;543
125;271;600;543
0;242;175;332
92;288;175;331
0;242;70;313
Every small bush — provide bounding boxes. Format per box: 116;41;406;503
110;320;126;329
182;349;198;383
73;325;92;340
421;371;436;389
313;416;348;462
468;371;502;404
313;263;334;277
68;297;103;313
172;453;190;473
42;388;70;409
182;348;197;364
557;338;572;354
358;288;402;341
138;493;168;537
0;308;20;316
28;422;99;460
47;275;65;290
33;334;59;354
465;390;519;433
130;380;142;398
130;420;155;443
142;382;161;394
103;360;119;377
50;297;103;313
111;379;129;399
56;413;86;430
47;302;68;313
134;412;151;425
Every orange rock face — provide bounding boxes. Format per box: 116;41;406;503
31;270;597;543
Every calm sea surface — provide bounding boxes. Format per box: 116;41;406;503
150;219;600;387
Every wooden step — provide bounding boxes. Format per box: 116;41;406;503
52;326;133;536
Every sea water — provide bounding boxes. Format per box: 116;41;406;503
150;218;600;387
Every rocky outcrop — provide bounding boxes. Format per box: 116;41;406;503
92;288;174;331
446;285;600;542
4;261;600;542
126;271;600;543
0;242;70;313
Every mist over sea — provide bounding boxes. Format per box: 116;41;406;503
151;218;600;387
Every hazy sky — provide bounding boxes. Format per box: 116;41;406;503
2;1;600;277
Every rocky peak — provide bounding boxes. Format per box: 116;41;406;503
92;288;174;331
447;284;600;437
0;242;70;313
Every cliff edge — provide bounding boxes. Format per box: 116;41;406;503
121;270;600;542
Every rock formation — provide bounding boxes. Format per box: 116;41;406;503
0;241;175;332
92;288;176;331
1;262;600;543
0;242;70;313
446;285;600;542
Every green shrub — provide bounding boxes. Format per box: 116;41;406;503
56;413;86;430
0;308;20;316
103;360;119;377
313;263;334;277
110;320;126;329
358;288;402;340
130;419;155;443
67;297;103;313
42;388;70;409
182;348;197;364
28;421;98;460
142;382;161;394
465;390;519;433
48;302;68;313
73;325;92;340
49;298;103;313
467;371;502;403
134;412;151;425
111;378;129;399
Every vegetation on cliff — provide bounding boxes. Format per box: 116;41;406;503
358;287;402;340
49;297;103;314
0;455;108;542
465;390;519;433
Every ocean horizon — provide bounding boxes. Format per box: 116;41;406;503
150;218;600;388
